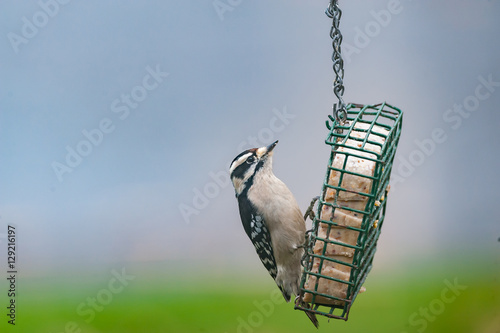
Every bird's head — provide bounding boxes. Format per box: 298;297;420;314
229;140;278;197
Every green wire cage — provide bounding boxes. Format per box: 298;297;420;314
294;0;404;322
295;102;403;320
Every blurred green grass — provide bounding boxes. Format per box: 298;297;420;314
3;257;500;333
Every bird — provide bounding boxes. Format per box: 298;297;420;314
229;140;319;328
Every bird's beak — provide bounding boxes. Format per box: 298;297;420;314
266;140;278;153
256;140;278;158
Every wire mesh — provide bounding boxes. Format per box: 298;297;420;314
295;102;403;320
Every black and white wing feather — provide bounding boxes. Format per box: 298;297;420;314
248;213;278;279
238;197;278;280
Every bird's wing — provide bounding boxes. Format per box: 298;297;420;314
248;213;278;280
238;198;278;280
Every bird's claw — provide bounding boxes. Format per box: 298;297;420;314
303;196;320;221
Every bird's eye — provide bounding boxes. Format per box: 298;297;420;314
246;156;255;164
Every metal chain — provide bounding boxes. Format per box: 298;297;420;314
326;0;347;125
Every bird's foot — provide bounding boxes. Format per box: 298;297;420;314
303;196;320;221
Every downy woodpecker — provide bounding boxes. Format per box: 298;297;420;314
229;140;318;328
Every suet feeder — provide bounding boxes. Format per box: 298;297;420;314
295;103;402;320
294;1;403;322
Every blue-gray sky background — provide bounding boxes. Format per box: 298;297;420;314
1;0;499;278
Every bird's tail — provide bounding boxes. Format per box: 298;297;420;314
293;294;319;328
299;300;319;328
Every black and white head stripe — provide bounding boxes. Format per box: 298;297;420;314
229;148;263;196
229;141;278;196
229;149;257;179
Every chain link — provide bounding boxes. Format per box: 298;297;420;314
326;0;347;125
